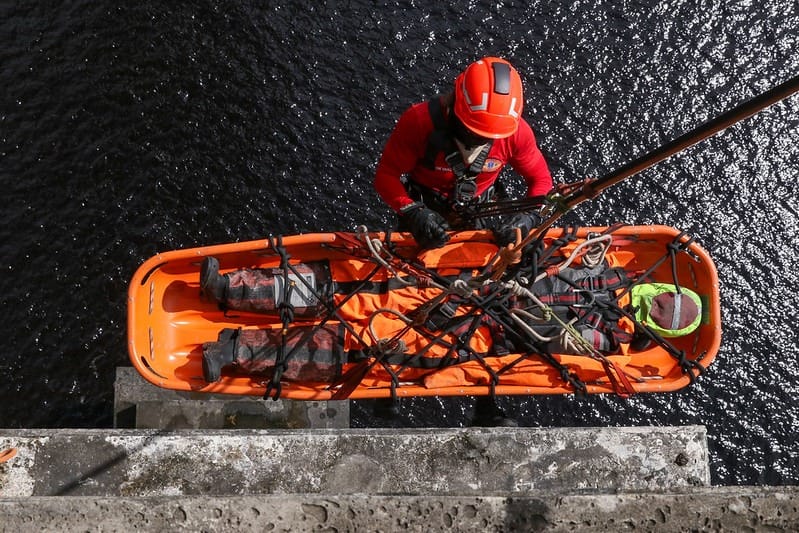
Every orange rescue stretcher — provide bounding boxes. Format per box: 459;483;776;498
127;226;721;399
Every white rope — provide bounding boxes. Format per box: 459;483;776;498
450;279;472;298
356;225;415;287
582;232;611;267
367;307;413;352
534;234;613;283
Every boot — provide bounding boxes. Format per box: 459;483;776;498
201;328;238;382
200;256;227;303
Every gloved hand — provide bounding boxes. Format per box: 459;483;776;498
399;202;451;248
494;212;543;247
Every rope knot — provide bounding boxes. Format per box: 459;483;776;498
375;338;407;356
416;275;433;289
504;279;525;297
278;300;295;326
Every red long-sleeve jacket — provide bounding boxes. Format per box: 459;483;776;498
374;100;553;213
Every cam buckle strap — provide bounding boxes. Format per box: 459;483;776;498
573;308;632;347
424;300;460;332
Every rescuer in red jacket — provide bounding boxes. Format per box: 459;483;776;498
374;57;553;249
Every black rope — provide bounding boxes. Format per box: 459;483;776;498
263;236;383;399
262;225;707;399
452;314;503;387
334;259;574;392
459;195;549;221
535;226;581;266
616;231;693;300
667;233;695;290
264;235;293;400
475;286;589;393
386;245;593;393
677;350;706;382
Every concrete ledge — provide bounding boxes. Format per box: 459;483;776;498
114;367;349;429
1;489;798;531
0;426;708;497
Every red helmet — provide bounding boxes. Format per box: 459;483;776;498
453;57;524;139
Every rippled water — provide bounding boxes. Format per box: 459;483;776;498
2;1;798;485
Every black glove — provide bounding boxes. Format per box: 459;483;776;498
494;212;543;247
399;202;451;249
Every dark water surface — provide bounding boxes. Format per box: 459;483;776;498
2;1;798;485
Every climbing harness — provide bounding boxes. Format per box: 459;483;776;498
415;95;496;220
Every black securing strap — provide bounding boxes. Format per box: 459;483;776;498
422;96;451;169
265;234;292;400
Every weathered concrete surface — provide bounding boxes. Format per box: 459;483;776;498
3;369;786;530
114;367;349;429
1;488;798;532
0;426;707;497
